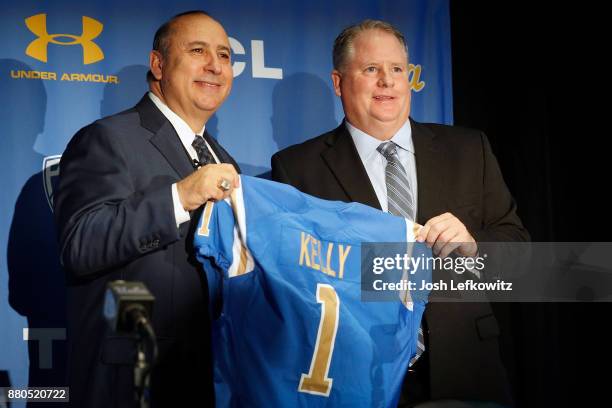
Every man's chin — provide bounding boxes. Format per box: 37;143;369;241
372;113;404;125
195;98;227;113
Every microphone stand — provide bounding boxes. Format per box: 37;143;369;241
129;307;158;408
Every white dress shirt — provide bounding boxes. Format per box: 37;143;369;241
148;92;221;227
346;119;418;217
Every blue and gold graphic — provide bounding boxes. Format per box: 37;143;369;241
25;14;104;64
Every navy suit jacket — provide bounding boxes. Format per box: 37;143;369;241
271;120;529;404
55;95;239;407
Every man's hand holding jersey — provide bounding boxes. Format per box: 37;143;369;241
177;163;240;211
416;212;478;259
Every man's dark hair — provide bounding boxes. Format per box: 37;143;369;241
146;10;213;83
333;19;408;72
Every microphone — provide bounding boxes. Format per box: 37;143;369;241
104;281;157;407
104;280;155;333
192;158;202;169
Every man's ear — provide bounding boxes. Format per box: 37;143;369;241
149;50;164;81
331;70;342;97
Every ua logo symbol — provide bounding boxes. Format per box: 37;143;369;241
25;13;104;64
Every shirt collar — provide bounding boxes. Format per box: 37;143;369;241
346;119;414;162
148;92;205;145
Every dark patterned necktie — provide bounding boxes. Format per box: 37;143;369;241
192;135;214;165
377;141;425;366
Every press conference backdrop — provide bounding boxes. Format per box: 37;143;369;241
0;0;452;401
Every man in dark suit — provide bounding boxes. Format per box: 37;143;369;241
54;11;239;407
272;20;529;407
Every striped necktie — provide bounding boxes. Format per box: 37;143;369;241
377;141;425;366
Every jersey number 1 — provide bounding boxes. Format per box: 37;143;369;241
298;284;340;397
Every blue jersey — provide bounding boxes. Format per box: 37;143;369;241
194;176;430;408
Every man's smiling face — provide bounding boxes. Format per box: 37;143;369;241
332;29;411;140
152;14;233;126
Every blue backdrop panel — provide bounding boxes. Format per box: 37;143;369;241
0;0;451;401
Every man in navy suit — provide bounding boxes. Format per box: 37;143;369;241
55;11;239;407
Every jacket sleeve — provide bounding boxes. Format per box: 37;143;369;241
472;131;530;243
54;122;181;279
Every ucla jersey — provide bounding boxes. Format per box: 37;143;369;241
194;176;430;408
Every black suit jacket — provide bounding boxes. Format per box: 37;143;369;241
54;95;239;407
271;120;529;404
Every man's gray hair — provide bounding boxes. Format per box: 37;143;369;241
332;19;408;72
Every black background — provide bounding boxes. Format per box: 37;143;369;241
451;2;606;406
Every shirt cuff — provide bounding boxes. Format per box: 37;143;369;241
172;183;190;227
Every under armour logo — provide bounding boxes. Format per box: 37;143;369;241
25;13;104;64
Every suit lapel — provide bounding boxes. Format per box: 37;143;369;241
149;121;195;179
320;119;443;222
202;131;238;171
135;95;197;179
411;119;442;224
321;124;381;210
202;131;225;162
